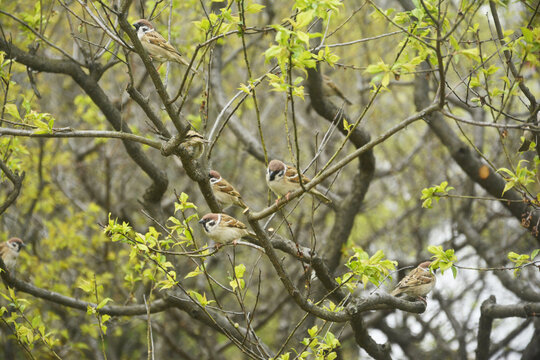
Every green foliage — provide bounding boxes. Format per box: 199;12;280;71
428;245;458;278
336;248;396;291
322;300;343;313
169;192;200;247
297;325;341;360
508;249;539;276
78;277;113;335
0;51;13;80
517;26;540;67
264;0;342;99
498;160;536;195
105;193;203;294
105;216;179;290
421;181;454;208
0;288;61;357
187;290;215;308
229;263;246;291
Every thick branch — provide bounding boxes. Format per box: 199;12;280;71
482;302;540;319
476;296;496;360
350;312;391;360
0;158;25;215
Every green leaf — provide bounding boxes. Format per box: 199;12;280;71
78;279;94;293
234;264;246;279
4;103;21;120
97;298;113;310
245;3;265;14
295;10;314;29
460;48;480;62
521;27;533;43
184;266;203;279
449;35;460;51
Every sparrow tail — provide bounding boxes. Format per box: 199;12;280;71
310;189;332;204
174;54;198;74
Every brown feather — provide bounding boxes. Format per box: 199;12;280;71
220;214;247;230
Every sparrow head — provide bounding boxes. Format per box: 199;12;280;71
418;261;433;271
209;170;222;184
199;213;221;233
267;160;286;182
132;19;154;34
6;237;25;253
185;130;208;143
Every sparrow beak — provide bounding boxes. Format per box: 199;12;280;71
132;23;138;30
198;219;204;224
20;243;26;247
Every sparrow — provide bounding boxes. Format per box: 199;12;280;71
391;261;436;302
132;19;197;73
0;237;25;271
181;130;207;158
199;213;255;244
323;75;352;105
209;170;248;209
266;159;331;203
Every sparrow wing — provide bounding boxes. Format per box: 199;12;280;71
220;214;247;230
143;31;193;69
145;31;180;55
391;268;434;295
216;179;242;198
284;165;331;203
285;165;311;185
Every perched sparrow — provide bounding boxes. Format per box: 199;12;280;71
0;237;25;271
391;261;436;302
132;19;197;73
181;130;207;158
209;170;248;209
266;159;331;203
323;75;352;105
199;213;254;244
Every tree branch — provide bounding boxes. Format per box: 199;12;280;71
0;158;25;215
0;127;162;149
